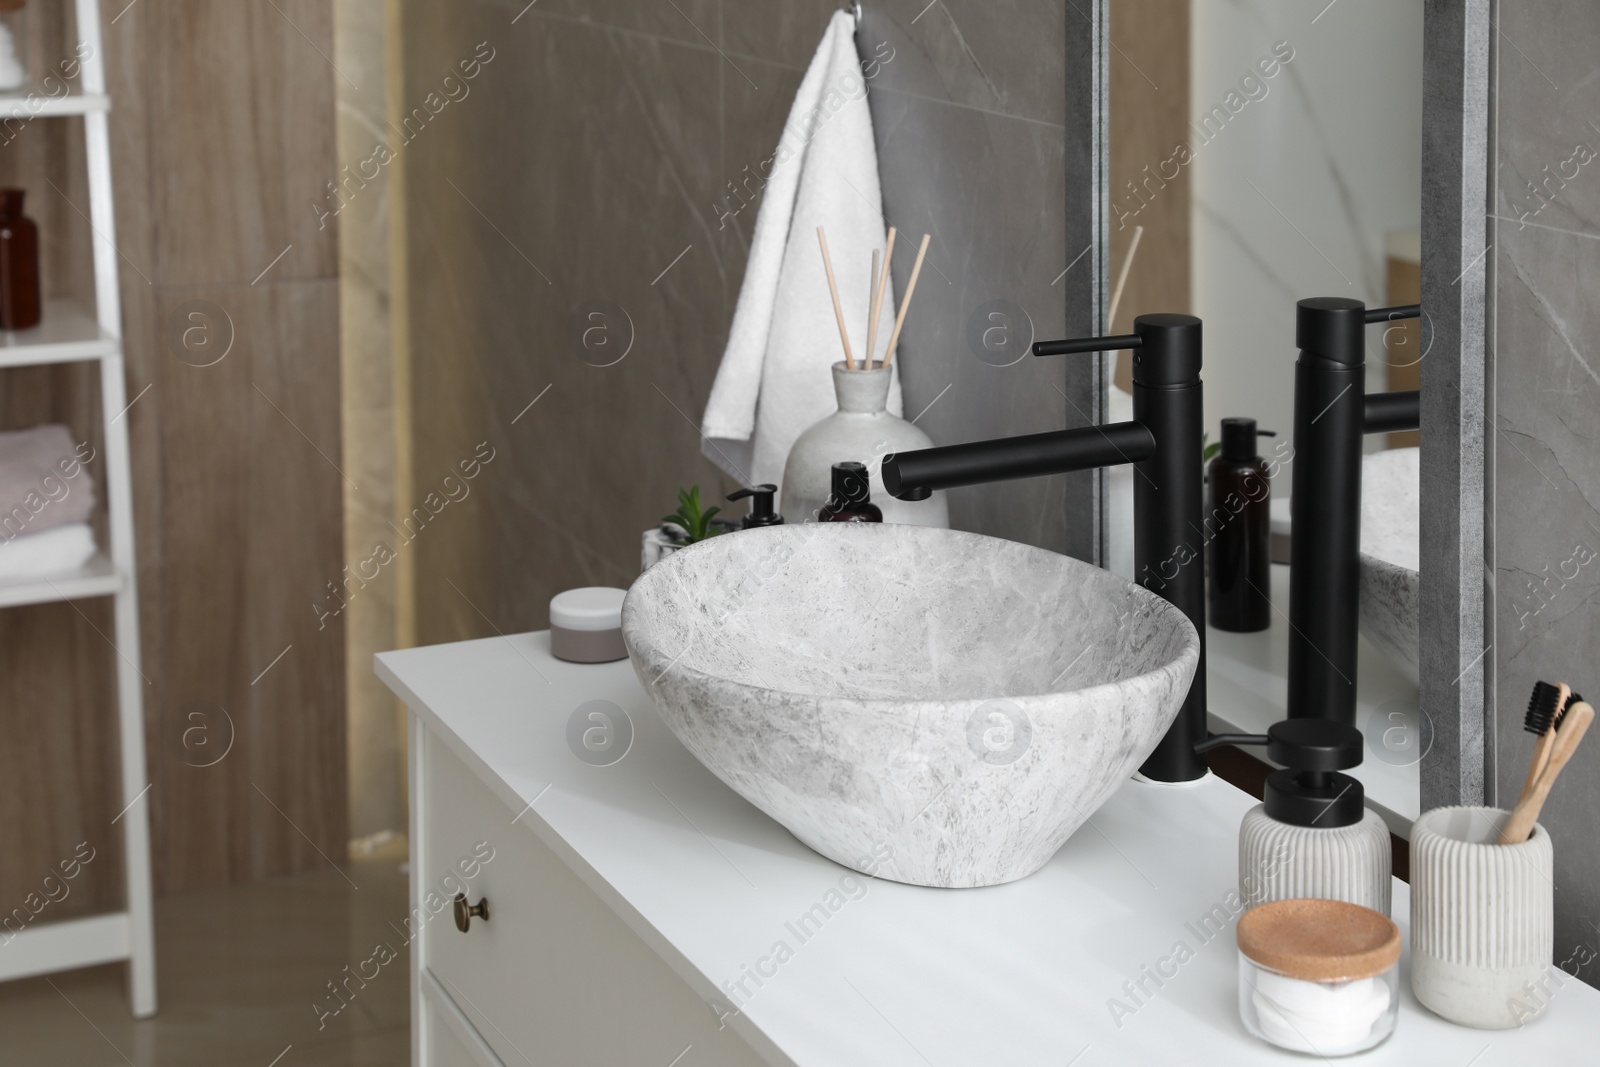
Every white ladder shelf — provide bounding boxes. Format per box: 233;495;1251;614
0;0;155;1017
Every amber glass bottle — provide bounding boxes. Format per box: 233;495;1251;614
0;188;40;330
1208;418;1273;631
818;461;882;523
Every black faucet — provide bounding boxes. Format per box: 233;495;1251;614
881;301;1423;780
1287;298;1420;724
882;313;1210;783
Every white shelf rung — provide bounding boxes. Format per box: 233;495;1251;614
0;299;118;369
0;552;121;610
0;913;131;984
0;93;110;119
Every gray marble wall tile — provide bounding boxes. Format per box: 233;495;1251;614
498;0;721;48
400;2;733;639
397;0;1092;644
1493;1;1600;237
722;0;836;68
868;86;1076;550
862;0;1069;126
1492;222;1600;985
1490;1;1600;986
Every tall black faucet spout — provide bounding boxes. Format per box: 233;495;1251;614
882;422;1154;498
879;313;1210;783
1288;299;1421;725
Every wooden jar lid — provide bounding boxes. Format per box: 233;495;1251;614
1237;898;1400;982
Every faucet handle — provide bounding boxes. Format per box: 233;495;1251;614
1193;720;1362;770
1032;333;1142;357
1364;303;1420;323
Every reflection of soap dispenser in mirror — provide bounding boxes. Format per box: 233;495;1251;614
1198;720;1391;915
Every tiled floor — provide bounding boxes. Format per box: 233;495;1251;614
0;844;411;1066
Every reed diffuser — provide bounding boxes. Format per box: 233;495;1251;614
778;225;948;527
815;224;930;372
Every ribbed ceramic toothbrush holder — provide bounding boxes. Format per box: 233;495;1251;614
1410;805;1554;1029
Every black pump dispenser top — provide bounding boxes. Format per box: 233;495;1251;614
1196;720;1366;828
726;484;783;529
830;461;871;506
1220;417;1276;462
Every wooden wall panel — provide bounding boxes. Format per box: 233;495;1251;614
0;0;346;913
148;0;338;285
116;0;347;894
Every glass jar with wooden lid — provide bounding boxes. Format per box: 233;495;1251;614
1237;897;1401;1055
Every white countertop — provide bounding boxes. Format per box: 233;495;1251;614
378;632;1597;1066
1207;563;1422;835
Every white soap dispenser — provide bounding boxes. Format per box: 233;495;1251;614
1199;720;1392;916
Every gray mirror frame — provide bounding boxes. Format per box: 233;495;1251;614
1072;0;1110;565
1419;0;1491;809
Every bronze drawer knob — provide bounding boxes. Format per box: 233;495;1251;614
453;892;489;932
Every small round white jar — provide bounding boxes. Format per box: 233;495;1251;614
550;587;627;663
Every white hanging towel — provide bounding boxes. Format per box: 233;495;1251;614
700;10;900;494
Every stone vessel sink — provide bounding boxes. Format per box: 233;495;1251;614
1359;446;1420;685
621;523;1200;888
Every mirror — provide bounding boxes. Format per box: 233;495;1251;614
1103;0;1426;827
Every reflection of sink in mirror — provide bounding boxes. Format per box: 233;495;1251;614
621;524;1200;888
1359;447;1420;684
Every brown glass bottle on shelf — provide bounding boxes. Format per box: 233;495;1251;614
818;461;882;523
1208;417;1274;632
0;188;39;330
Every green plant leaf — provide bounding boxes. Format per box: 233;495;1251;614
664;485;730;543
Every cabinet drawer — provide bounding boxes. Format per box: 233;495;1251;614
423;973;501;1067
418;725;767;1067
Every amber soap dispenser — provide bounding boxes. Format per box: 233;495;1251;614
1208;417;1273;632
0;187;39;330
818;461;881;523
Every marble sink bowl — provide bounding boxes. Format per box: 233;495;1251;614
621;523;1200;888
1359;446;1420;685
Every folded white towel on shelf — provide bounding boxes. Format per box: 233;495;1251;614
700;9;900;493
0;423;96;539
0;522;96;581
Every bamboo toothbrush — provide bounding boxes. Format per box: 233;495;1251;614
1518;680;1571;805
1501;692;1592;844
881;233;931;372
816;226;856;370
865;227;897;371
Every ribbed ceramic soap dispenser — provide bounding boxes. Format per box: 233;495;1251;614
1200;720;1391;916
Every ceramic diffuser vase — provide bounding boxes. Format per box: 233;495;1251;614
781;361;949;527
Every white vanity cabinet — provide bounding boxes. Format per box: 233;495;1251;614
403;678;768;1067
379;633;1600;1067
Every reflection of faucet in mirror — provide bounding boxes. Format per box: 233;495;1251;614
1287;298;1421;725
882;313;1210;784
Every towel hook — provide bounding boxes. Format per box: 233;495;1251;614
849;0;862;23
